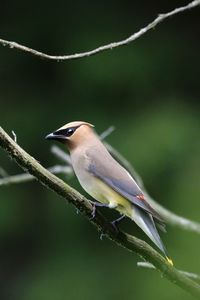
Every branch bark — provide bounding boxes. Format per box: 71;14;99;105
1;127;200;298
0;0;199;61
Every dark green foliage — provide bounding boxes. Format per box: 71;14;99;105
0;1;200;299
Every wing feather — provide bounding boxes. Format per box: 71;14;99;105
88;162;163;223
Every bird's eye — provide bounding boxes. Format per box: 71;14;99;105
66;128;75;137
53;127;77;138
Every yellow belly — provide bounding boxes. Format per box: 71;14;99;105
89;177;133;218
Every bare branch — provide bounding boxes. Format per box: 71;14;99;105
99;126;115;140
146;196;200;234
0;167;9;178
11;130;17;143
0;165;72;186
51;145;71;164
0;0;199;61
137;262;200;281
1;127;200;298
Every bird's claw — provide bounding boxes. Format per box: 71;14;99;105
111;220;120;232
111;215;126;232
90;204;96;220
100;232;106;240
90;202;109;220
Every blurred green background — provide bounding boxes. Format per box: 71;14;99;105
0;1;200;299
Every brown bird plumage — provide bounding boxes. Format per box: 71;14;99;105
46;121;173;265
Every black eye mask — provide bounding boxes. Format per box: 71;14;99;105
53;126;78;137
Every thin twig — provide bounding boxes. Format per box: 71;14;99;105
0;167;8;178
0;1;199;61
51;145;71;164
137;262;200;281
1;127;200;298
99;126;115;140
0;165;72;186
11;130;17;143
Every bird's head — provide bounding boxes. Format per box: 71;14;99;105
45;121;94;149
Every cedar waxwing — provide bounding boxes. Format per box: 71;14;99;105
46;121;173;265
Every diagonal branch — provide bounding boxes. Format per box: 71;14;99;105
1;127;200;298
0;0;199;61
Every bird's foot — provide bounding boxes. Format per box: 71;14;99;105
90;202;109;219
100;232;106;240
111;215;126;231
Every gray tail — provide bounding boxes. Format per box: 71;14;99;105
132;205;169;258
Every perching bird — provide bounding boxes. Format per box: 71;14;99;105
46;121;173;265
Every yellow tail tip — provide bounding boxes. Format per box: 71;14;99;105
166;257;174;266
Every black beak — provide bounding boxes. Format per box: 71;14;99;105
45;132;67;142
45;132;55;140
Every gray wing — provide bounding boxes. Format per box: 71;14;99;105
88;154;163;223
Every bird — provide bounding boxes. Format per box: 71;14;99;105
46;121;173;265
